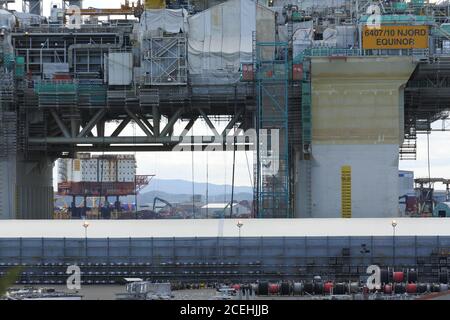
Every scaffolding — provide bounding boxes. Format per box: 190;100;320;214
142;35;187;85
301;60;312;157
255;42;291;218
34;81;78;108
33;80;109;109
300;57;313;217
0;68;16;158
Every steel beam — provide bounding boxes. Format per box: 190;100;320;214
77;109;106;138
180;116;198;137
70;145;253;152
50;110;71;138
111;117;131;137
29;136;216;144
70;118;79;138
221;108;244;136
153;106;160;136
198;108;219;137
160;108;184;137
137;113;155;135
97;120;105;137
124;107;153;137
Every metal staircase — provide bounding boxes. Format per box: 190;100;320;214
400;125;417;160
143;35;187;85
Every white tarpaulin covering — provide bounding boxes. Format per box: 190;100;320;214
313;27;337;47
188;0;273;83
293;28;313;58
13;12;45;27
0;9;15;30
43;63;69;79
140;9;187;34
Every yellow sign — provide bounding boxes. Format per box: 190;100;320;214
341;166;351;218
363;26;429;49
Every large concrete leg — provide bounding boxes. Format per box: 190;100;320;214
296;56;416;218
0;152;54;219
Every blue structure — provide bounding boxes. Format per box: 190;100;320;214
0;235;449;284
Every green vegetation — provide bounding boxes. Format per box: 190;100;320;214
0;267;22;296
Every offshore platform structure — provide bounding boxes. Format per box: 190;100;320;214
2;0;450;219
0;0;258;219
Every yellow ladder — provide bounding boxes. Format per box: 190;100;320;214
341;166;351;218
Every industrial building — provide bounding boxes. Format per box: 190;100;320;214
57;153;152;218
200;202;252;218
1;0;450;220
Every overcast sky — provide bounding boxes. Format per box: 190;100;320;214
8;1;450;190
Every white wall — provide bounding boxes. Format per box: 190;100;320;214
296;144;399;218
295;56;416;218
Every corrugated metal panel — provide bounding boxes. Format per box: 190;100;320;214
108;52;133;85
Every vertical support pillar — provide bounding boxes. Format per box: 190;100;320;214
71;195;76;218
115;195;120;213
152;105;160;137
83;195;87;219
70;118;78;137
104;195;109;219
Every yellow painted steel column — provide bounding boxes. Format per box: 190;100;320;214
341;165;351;218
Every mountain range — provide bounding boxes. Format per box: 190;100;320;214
143;178;253;196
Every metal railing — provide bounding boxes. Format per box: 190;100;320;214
296;47;430;60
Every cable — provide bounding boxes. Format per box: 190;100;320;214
230;136;236;218
133;120;137;219
230;85;237;218
224;150;227;205
206;139;209;218
98;135;105;220
427;130;431;188
191;124;195;218
245;149;253;188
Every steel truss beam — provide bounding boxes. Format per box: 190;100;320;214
29;105;248;153
111;117;131;137
50;110;71;138
78;109;106;138
124;107;153;137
